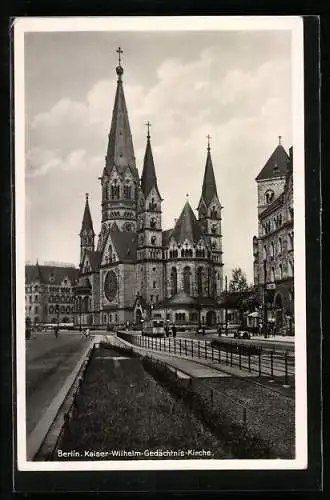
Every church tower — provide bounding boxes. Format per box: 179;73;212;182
197;137;223;297
136;123;164;308
99;47;139;245
79;193;95;265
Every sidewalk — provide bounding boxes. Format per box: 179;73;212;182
103;334;257;380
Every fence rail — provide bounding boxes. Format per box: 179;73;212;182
117;332;294;384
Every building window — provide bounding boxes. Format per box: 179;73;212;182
265;190;274;204
183;266;191;295
189;312;198;322
278;238;282;255
151;236;156;245
156;295;159;302
123;185;132;199
197;267;203;296
270;241;274;259
288;260;294;277
271;267;275;282
153;281;156;288
279;264;283;280
61;306;65;313
49;306;54;314
170;267;177;296
175;313;186;322
263;245;267;260
34;306;38;314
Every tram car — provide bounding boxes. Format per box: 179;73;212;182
142;318;165;337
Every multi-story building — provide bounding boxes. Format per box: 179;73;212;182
253;139;294;335
25;263;79;325
73;50;224;328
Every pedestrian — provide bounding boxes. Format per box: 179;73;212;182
172;324;177;338
86;328;90;338
202;326;206;336
54;326;59;338
217;324;222;336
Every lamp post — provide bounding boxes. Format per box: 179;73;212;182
79;296;82;332
225;275;228;335
263;259;268;338
55;304;60;336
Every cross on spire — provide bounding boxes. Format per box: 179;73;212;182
85;192;89;201
116;46;123;66
207;134;211;151
186;193;189;200
145;121;151;139
278;135;282;145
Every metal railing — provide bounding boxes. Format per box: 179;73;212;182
120;333;295;385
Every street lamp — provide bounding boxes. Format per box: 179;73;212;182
225;275;228;335
55;304;60;335
78;296;82;331
263;259;268;338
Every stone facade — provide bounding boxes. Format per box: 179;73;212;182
253;143;294;335
73;55;224;328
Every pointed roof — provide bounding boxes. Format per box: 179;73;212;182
140;128;161;199
256;139;290;181
199;143;218;207
25;264;79;285
171;201;203;245
80;194;95;236
105;56;139;180
110;232;137;263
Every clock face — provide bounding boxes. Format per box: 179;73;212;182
104;270;118;302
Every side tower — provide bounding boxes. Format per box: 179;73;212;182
256;136;290;217
136;123;163;308
99;48;139;245
197;137;223;297
79;193;95;265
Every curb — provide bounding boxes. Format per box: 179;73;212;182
27;340;94;461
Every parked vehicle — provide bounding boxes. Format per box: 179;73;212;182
142;319;165;337
234;330;251;340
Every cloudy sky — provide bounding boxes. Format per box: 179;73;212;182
24;27;292;282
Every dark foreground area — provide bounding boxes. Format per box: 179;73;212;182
57;347;231;460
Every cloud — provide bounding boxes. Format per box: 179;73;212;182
25;38;292;281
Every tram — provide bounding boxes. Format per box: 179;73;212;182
142;318;165;337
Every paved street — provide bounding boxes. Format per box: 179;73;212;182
26;333;90;435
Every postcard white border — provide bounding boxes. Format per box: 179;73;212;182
15;15;306;472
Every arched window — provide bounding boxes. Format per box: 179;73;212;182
271;267;275;282
265;189;274;204
208;268;212;297
108;245;112;262
263;245;267;260
170;267;177;296
279;264;283;280
270;241;274;259
278;238;282;255
123;184;132;199
197;267;203;296
183;266;191;295
181;249;185;258
288;260;294;277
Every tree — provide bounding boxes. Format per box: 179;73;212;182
229;267;249;293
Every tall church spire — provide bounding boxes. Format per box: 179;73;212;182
105;47;138;179
140;122;161;199
80;193;95;264
80;193;95;236
199;135;218;207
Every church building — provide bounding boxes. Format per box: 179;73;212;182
74;49;224;329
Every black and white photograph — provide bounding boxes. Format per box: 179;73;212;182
14;16;307;472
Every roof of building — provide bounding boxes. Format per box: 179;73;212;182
84;249;101;271
140;134;161;199
199;146;218;207
171;201;203;245
259;192;285;219
162;228;173;247
256;143;290;181
105;63;139;180
80;194;95;236
110;230;137;263
166;291;197;306
25;263;79;285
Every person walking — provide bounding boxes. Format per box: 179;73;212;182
172;324;177;338
217;324;222;336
